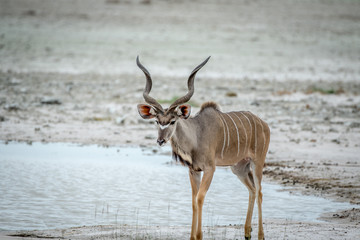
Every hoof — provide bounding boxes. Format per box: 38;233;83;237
245;236;251;240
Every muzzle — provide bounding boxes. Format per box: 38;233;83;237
157;138;166;146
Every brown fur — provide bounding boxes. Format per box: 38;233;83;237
137;57;269;240
200;101;220;112
171;140;193;167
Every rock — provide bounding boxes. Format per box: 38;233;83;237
4;104;20;111
9;78;21;86
115;116;126;125
226;91;237;97
250;101;260;106
41;98;62;105
349;122;360;128
301;124;313;131
145;135;155;140
0;116;5;121
290;138;301;144
141;0;151;4
22;10;37;16
329;128;338;133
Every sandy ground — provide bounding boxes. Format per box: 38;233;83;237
1;0;360;239
1;219;360;240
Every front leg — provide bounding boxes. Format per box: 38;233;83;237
189;169;201;240
196;167;215;240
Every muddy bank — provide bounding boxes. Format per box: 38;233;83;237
1;220;360;240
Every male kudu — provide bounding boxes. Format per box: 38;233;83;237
136;56;270;240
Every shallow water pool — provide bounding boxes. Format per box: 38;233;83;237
0;142;353;231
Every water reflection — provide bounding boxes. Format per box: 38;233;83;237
0;142;353;231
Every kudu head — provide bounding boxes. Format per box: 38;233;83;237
137;56;210;146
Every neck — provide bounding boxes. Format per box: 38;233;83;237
172;118;197;145
170;118;197;165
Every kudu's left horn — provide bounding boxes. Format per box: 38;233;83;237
168;56;211;111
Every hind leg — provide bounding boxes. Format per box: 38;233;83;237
251;160;265;240
231;158;256;240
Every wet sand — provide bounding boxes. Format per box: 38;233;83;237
1;220;360;240
0;0;359;239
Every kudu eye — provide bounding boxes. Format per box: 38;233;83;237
155;120;159;125
170;120;176;125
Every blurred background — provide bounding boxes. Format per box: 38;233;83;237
1;0;359;78
0;0;360;231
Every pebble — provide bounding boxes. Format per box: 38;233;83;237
301;124;313;131
9;78;22;85
250;101;260;106
329;128;338;133
41;98;62;105
349;122;360;128
226;91;237;97
145;135;155;140
115;116;126;125
4;104;20;111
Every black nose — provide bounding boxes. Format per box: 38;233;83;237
157;139;165;146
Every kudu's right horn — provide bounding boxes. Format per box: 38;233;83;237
137;56;164;112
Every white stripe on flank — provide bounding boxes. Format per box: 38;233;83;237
219;114;230;147
217;114;227;159
227;113;240;156
254;115;266;159
260;120;265;158
240;112;252;156
251;113;257;160
233;112;247;156
159;123;170;130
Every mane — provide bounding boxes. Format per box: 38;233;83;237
200;101;221;112
171;140;192;167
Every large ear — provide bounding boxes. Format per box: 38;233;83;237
176;104;191;119
137;104;156;119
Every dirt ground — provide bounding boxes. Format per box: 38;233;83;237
1;0;360;239
1;220;360;240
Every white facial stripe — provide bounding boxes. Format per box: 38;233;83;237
159;123;170;130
